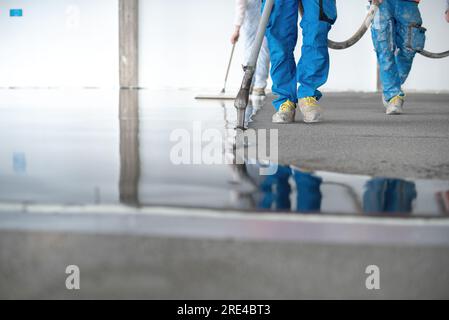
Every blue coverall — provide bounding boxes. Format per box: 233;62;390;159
258;166;322;212
371;0;426;101
263;0;337;110
363;178;417;214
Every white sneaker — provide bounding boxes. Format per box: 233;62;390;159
272;100;296;123
386;95;404;115
298;97;322;123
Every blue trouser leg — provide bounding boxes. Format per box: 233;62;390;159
372;1;400;101
297;0;336;100
265;0;299;110
371;0;423;101
264;0;336;110
363;178;417;214
395;1;423;85
259;166;292;210
292;170;322;213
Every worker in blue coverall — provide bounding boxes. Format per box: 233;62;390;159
371;0;449;115
363;177;417;214
257;165;322;212
263;0;337;124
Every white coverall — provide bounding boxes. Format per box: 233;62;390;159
235;0;270;89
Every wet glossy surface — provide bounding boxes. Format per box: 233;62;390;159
0;89;448;217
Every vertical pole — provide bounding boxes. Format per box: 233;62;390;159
119;0;139;88
119;89;140;205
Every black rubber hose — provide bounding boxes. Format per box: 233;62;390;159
298;1;379;50
328;4;379;50
418;50;449;59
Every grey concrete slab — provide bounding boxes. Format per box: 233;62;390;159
1;230;449;299
249;93;449;180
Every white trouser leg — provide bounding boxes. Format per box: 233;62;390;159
242;0;270;89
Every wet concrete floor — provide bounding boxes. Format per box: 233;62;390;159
1;89;449;299
0;89;448;217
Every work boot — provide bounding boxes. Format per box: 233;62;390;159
299;97;322;123
386;95;404;115
272;100;296;123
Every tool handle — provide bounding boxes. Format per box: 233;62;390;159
222;44;236;92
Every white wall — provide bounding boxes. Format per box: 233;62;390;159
0;0;118;87
0;0;447;91
139;0;449;92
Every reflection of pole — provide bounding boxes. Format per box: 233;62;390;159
119;89;140;205
221;101;257;209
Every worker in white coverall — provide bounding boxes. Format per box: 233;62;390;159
230;0;271;97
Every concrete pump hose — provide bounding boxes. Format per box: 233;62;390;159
328;3;379;50
418;49;449;59
298;1;379;50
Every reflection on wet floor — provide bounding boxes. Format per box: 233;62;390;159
0;89;448;217
242;162;428;215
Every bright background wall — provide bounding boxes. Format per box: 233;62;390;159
0;0;118;87
139;0;449;92
0;0;447;91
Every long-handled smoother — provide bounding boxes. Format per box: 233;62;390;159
195;44;236;100
221;43;236;94
234;0;274;130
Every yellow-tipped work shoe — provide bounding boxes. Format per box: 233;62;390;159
299;97;322;123
386;95;404;115
272;100;296;123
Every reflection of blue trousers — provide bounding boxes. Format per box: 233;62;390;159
260;166;291;209
292;170;322;212
363;178;417;214
264;0;337;110
259;166;322;212
371;0;425;101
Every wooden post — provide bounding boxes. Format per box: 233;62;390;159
119;0;138;88
119;89;140;205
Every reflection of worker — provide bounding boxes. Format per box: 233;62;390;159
259;165;292;210
371;0;446;115
363;178;417;214
256;165;322;213
231;0;270;97
264;0;337;124
292;169;322;212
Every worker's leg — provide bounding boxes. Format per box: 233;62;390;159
259;166;292;210
243;0;270;90
371;0;401;101
264;0;299;110
385;179;417;213
292;169;322;213
255;39;271;90
394;1;424;86
297;0;336;100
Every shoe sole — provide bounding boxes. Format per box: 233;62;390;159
300;107;322;123
272;112;296;124
386;106;403;115
303;118;322;123
386;110;403;115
